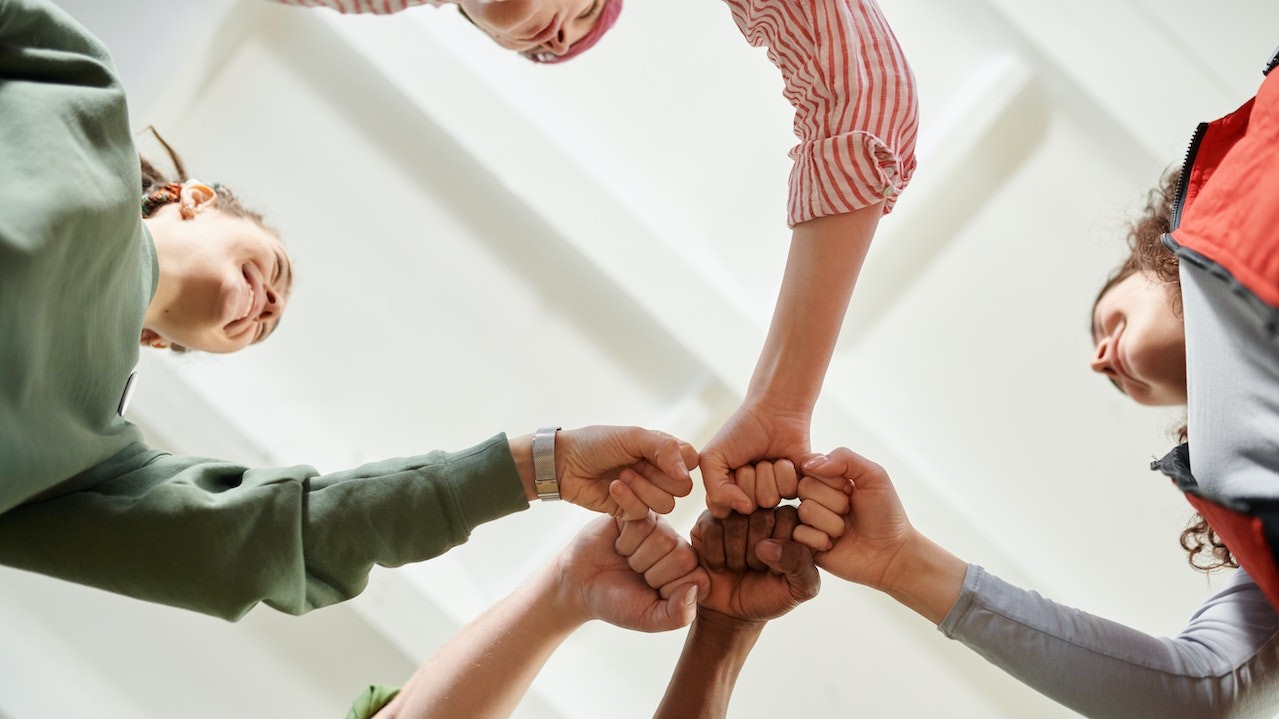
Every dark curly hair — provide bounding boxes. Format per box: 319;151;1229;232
139;127;269;228
1094;169;1236;572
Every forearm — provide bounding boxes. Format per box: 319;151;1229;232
748;207;881;413
0;435;529;619
653;610;765;719
378;565;583;719
941;566;1279;719
878;531;968;625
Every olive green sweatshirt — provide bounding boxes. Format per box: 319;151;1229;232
0;0;528;620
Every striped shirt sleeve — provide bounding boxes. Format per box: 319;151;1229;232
268;0;441;14
725;0;919;226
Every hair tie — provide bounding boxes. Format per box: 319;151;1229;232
141;183;183;218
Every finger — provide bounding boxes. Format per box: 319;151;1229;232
798;498;848;541
773;504;801;542
792;524;833;552
618;463;677;515
658;567;711;601
754;461;781;509
803;447;882;484
678;441;700;473
756;539;820;603
798;476;851;516
745;509;775;571
774;459;799;499
614;507;658;556
644;542;701;590
734;465;757;512
609;479;655;522
627;521;681;575
722;512;749;572
629;429;694;494
702;455;754;518
696;511;727;571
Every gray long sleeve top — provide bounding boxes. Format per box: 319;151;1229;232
941;565;1279;718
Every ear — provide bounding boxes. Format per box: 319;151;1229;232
177;180;217;220
140;328;170;350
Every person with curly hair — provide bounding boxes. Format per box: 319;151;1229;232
785;166;1279;717
0;0;694;621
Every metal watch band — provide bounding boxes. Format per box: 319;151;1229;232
532;426;561;501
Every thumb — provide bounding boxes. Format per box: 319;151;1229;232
649;583;698;632
756;539;820;602
700;452;753;518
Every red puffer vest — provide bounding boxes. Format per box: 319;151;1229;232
1156;50;1279;611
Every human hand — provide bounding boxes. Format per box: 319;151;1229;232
800;448;914;590
690;506;819;626
555;426;698;520
793;459;853;552
699;403;812;517
552;515;704;633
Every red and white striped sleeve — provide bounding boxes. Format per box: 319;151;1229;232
268;0;442;14
725;0;919;226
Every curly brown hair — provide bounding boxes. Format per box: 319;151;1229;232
1093;168;1183;315
1096;169;1237;572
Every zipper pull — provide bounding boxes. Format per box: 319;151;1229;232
1266;43;1279;76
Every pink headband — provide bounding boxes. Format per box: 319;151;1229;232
528;0;623;64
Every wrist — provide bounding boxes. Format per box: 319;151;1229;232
879;531;967;625
533;559;592;633
694;606;767;640
509;428;563;503
508;434;539;502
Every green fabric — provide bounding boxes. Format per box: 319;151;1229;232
344;685;402;719
0;0;530;620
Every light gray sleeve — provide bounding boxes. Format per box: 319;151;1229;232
939;565;1279;719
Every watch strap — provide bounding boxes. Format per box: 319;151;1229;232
533;426;561;501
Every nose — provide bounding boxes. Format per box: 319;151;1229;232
1090;336;1115;377
258;284;285;321
547;28;569;55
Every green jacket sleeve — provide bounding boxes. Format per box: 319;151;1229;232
0;434;529;620
344;685;401;719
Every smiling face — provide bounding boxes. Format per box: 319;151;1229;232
143;200;293;354
1090;270;1187;405
458;0;608;58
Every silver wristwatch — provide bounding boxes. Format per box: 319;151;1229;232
532;426;561;501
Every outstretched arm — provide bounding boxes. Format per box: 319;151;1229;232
373;514;704;719
802;447;1279;718
654;505;819;719
701;209;881;516
701;0;919;517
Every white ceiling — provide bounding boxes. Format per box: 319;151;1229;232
6;1;1279;717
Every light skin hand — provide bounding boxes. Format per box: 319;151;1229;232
700;406;813;517
613;505;710;601
555;515;703;632
803;448;967;625
700;205;882;518
509;426;698;520
374;516;697;719
794;471;852;552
